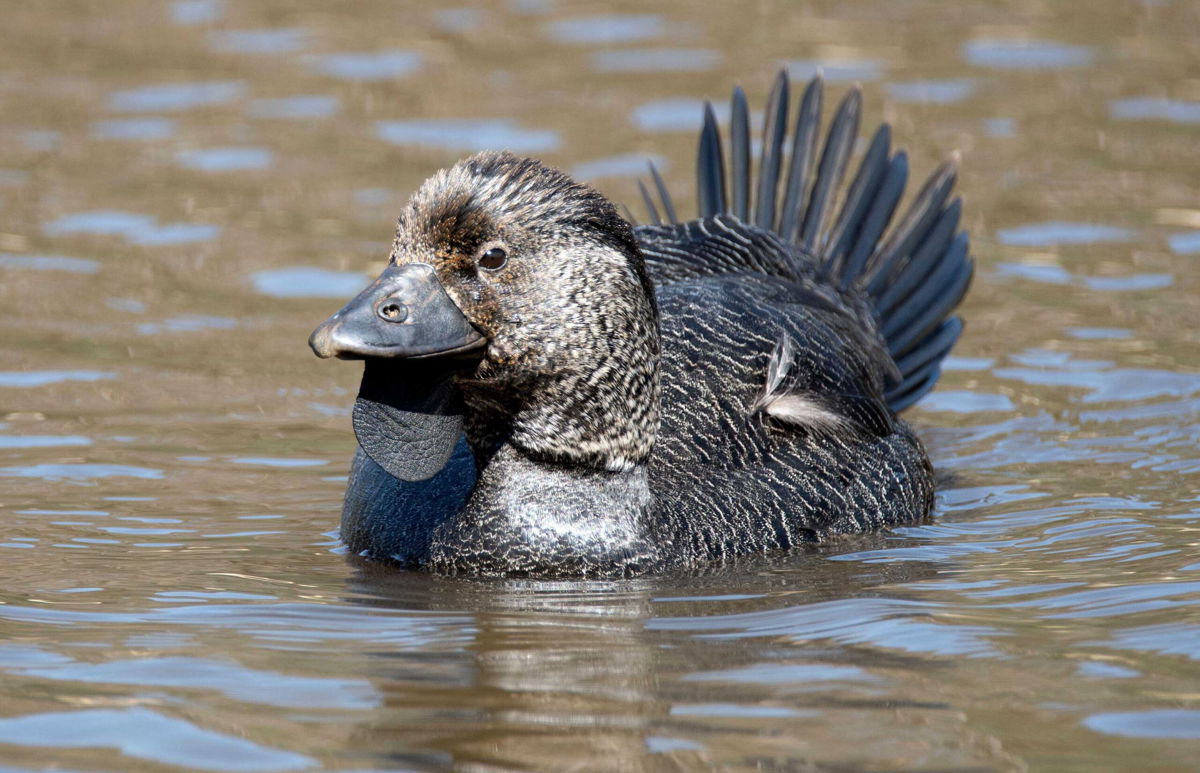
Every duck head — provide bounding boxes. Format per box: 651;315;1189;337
311;151;661;481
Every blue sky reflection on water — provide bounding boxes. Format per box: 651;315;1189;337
963;39;1094;70
108;81;246;112
43;211;221;246
0;708;315;771
544;14;666;45
376;119;560;153
312;50;423;80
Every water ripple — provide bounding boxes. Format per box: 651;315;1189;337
208;28;308;55
0;435;92;449
313;50;423;80
251;266;366;298
177;147;273;172
2;646;378;709
230;457;328;468
918;390;1015;413
646;736;705;753
631;98;728;133
886;79;976;104
0;464;163;481
137;315;238;335
376;119;560;153
0;253;99;273
1084;710;1200;739
670;703;812;718
545;14;665;44
571;153;665;181
996;220;1135;246
1001;581;1200;619
1097;623;1200;659
1110;97;1200;125
0;370;114;387
170;0;221;26
43;210;221;245
684;662;880;684
992;361;1200;403
0;602;474;647
592;49;721;73
247;95;339;119
91;117;175;140
109;81;245;112
786;59;885;82
963;39;1093;69
1077;661;1140;679
0;707;314;771
649;598;999;657
434;9;483;33
1168;230;1200;254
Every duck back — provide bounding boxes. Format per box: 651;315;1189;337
647;236;933;560
630;73;972;560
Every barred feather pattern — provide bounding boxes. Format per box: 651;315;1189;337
638;72;972;414
645;270;932;556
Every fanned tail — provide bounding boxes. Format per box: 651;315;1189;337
641;72;972;414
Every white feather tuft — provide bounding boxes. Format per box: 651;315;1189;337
754;334;847;433
754;335;795;412
761;394;847;432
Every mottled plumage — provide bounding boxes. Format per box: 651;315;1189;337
328;74;972;578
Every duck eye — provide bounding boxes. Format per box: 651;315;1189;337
479;246;507;270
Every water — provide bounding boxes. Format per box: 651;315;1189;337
591;49;723;73
544;14;666;45
2;0;1199;770
886;78;978;105
376;120;561;154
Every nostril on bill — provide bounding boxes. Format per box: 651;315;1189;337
376;300;409;323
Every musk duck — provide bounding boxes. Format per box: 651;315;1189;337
310;73;972;578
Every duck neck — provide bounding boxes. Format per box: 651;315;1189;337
439;275;663;576
460;292;661;474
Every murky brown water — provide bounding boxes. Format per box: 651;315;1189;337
2;0;1200;770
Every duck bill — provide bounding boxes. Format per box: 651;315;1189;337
310;262;482;482
308;263;485;361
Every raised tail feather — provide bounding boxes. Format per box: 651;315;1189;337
640;72;972;414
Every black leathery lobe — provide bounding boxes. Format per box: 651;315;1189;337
353;360;468;483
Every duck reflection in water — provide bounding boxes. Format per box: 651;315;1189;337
339;542;995;770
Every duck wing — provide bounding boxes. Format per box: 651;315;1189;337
636;214;817;286
634;72;972;415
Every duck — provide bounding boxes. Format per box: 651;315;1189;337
309;72;972;578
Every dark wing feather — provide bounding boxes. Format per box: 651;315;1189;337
635;72;973;414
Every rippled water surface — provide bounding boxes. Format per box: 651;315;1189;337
3;1;1200;770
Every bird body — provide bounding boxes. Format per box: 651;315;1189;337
314;74;972;578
